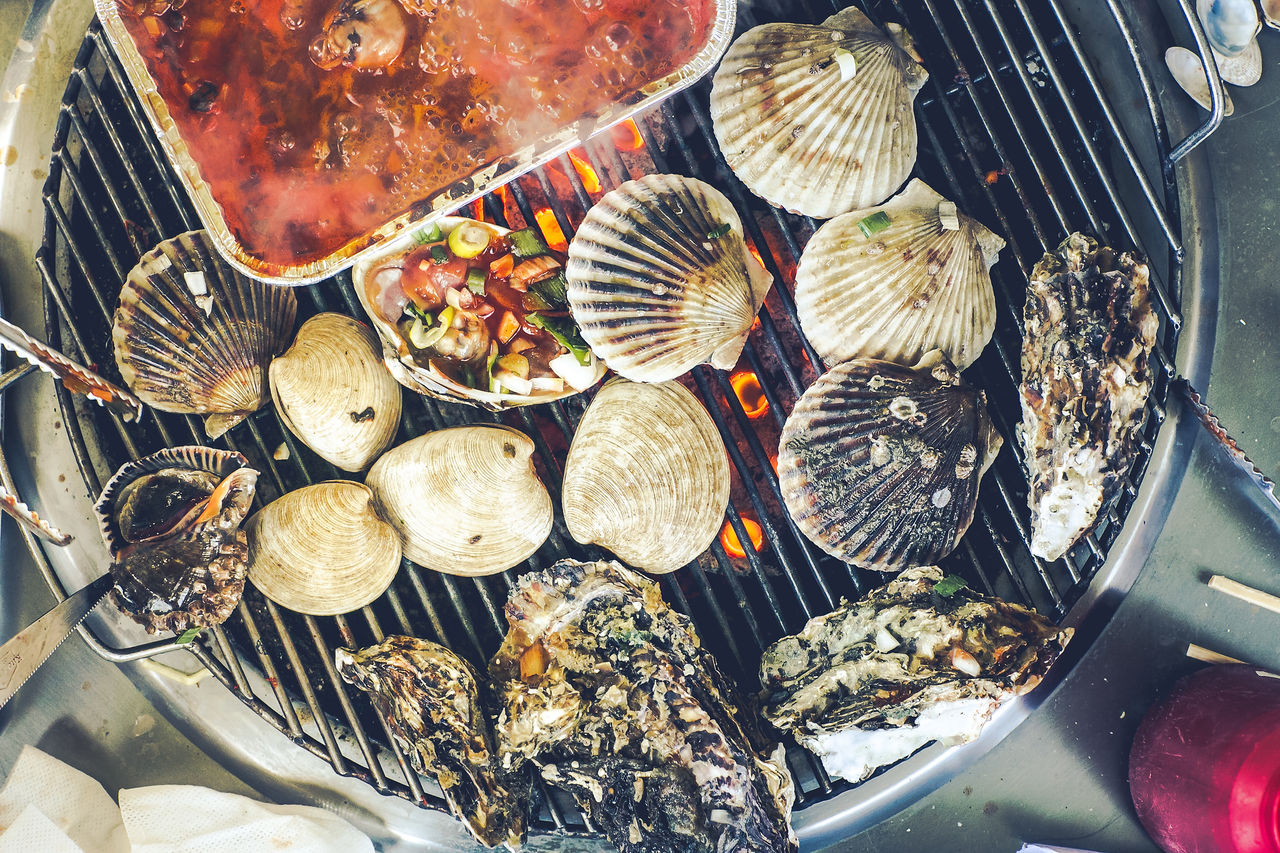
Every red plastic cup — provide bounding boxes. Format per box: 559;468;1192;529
1130;664;1280;853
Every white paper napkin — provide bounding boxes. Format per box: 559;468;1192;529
0;745;127;853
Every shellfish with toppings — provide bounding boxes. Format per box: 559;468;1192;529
710;6;928;218
565;174;773;383
794;179;1004;371
95;446;259;634
779;350;1002;572
112;231;297;439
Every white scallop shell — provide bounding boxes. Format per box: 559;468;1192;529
269;313;402;472
366;425;552;576
561;378;730;574
794;180;1004;371
566;175;773;382
247;481;402;616
710;6;928;218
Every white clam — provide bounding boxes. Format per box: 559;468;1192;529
1165;46;1235;115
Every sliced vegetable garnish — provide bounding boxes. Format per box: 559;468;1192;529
857;211;892;238
706;222;732;240
528;313;592;365
466;267;488;295
406;302;435;324
832;47;857;81
497;311;521;344
490;253;515;278
413;223;443;244
409;316;448;349
510;227;550;258
429;244;449;265
933;574;969;598
175;627;203;645
528;271;569;309
436;305;456;329
448;222;492;259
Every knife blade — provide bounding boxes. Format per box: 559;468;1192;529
0;573;113;709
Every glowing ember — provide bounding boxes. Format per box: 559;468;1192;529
731;371;768;418
534;208;568;252
471;198;486;221
611;119;645;151
721;516;765;558
567;150;602;194
746;243;767;270
768;452;778;475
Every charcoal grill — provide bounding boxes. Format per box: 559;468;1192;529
8;0;1224;848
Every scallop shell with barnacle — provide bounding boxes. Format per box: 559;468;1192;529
710;6;928;218
779;351;1002;572
795;180;1004;371
112;231;297;438
565;174;773;383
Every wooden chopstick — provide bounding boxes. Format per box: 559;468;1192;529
1186;643;1247;665
1208;574;1280;615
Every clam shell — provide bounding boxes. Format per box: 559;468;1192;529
778;351;1002;572
1165;47;1235;115
709;7;928;218
566;175;773;383
794;180;1004;371
366;425;552;576
562;377;729;573
269;313;401;472
112;231;298;438
247;481;401;616
1214;40;1262;87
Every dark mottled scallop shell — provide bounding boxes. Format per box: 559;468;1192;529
778;351;1002;572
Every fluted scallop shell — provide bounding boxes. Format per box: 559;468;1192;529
565;174;773;383
779;351;1002;572
795;180;1004;371
269;313;401;472
113;231;297;438
710;6;928;219
366;425;552;576
247;481;401;616
562;377;730;574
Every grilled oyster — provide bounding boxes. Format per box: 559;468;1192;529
336;636;528;848
491;559;796;853
760;566;1071;784
95;446;259;634
1020;233;1157;561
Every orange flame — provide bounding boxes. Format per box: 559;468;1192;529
534;208;568;252
567;150;601;194
611;119;644;151
731;371;769;419
747;243;767;270
769;452;778;475
721;517;765;559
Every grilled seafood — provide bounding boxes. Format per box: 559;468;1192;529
1020;233;1157;561
309;0;408;71
491;559;796;853
95;447;258;634
760;566;1071;784
336;636;528;848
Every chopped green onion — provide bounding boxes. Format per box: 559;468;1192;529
933;574;969;598
429;244;449;265
406;302;435;324
510;227;549;258
706;222;732;240
466;267;488;294
528;271;568;310
413;223;443;244
175;627;203;645
527;313;592;366
857;210;892;238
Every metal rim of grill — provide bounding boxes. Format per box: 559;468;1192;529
27;0;1218;844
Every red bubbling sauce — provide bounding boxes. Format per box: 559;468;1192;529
116;0;715;268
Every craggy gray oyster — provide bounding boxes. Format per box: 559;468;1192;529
95;446;258;634
491;559;796;853
779;350;1002;572
1020;233;1157;561
760;566;1072;784
336;636;528;848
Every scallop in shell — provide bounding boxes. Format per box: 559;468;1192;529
562;378;730;574
779;351;1002;572
247;481;401;616
366;425;552;576
113;231;298;438
565;174;773;383
710;6;928;218
269;313;401;472
794;180;1004;371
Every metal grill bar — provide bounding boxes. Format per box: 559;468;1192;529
30;0;1193;835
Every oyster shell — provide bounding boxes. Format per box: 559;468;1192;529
760;565;1072;783
778;350;1002;572
562;377;730;574
336;636;529;848
1020;233;1157;561
709;6;928;218
565;174;773;383
95;446;259;634
112;231;298;439
246;481;401;615
269;313;401;472
491;559;797;853
365;425;552;576
794;180;1004;371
